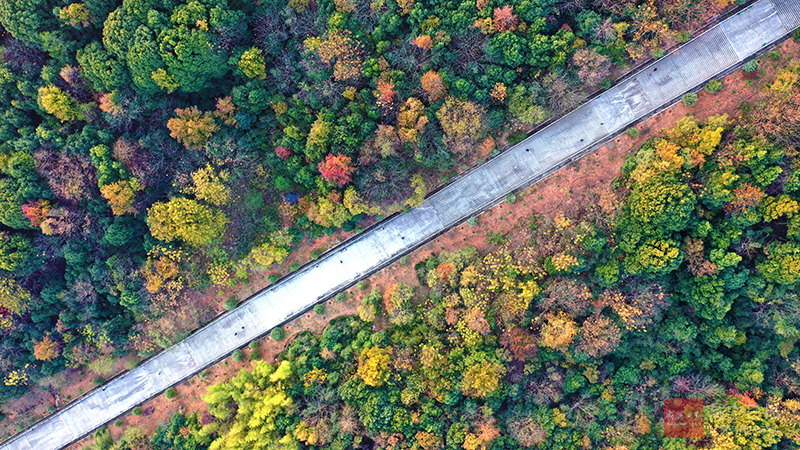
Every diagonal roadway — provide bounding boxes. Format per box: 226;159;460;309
4;0;800;448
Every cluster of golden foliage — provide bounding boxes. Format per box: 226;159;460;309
304;30;365;82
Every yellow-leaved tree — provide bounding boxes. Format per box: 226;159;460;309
436;97;484;154
202;360;297;450
185;164;231;206
146;197;228;247
357;346;391;387
538;311;578;351
461;354;506;398
0;276;32;314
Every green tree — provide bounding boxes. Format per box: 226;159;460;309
0;232;39;276
151;413;209;450
77;41;131;92
158;7;230;93
758;242;800;285
624;238;682;276
627;172;696;235
147;197;228;247
0;178;37;230
490;31;525;68
102;0;242;95
125;24;165;95
683;275;731;321
0;0;60;46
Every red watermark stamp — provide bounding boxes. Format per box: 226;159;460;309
664;398;703;438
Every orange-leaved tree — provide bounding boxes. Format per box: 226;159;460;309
421;70;446;102
376;80;396;105
21;200;51;227
492;6;518;32
100;178;142;215
318;153;356;186
167;106;218;150
33;336;60;361
412;35;433;50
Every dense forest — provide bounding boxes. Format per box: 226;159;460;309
0;0;732;403
90;70;800;449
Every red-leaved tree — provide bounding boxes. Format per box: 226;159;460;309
318;153;356;187
275;146;292;160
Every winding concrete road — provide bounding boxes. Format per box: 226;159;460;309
4;0;800;448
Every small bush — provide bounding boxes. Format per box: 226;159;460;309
335;292;347;302
508;130;528;145
467;217;478;226
223;298;238;310
313;304;325;315
232;349;245;362
599;78;613;90
132;407;143;416
488;233;507;245
357;280;368;290
165;388;177;399
399;256;410;265
681;92;697;107
769;49;781;60
625;127;640;138
794;28;800;42
651;48;665;59
742;60;759;74
705;79;722;94
92;377;105;386
248;341;259;349
505;193;516;204
289;262;300;271
94;428;113;449
676;30;691;43
124;359;138;371
200;370;210;378
114;419;123;427
250;349;262;360
310;249;321;260
270;327;285;341
267;273;279;283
